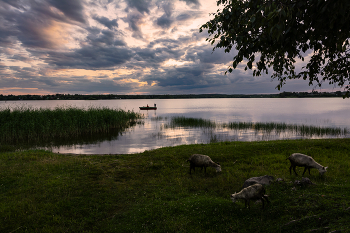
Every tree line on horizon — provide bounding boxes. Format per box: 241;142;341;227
0;91;346;101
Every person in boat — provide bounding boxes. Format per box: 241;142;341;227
147;104;149;107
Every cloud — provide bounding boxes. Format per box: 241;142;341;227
0;0;336;96
0;0;26;9
44;45;134;69
93;16;118;29
48;0;87;24
125;0;152;14
155;14;173;29
86;28;123;46
179;0;201;7
154;1;174;28
122;10;145;39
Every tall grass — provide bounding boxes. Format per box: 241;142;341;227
226;121;348;137
165;116;217;128
165;116;348;137
0;106;142;144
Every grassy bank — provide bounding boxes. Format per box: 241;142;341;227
0;106;142;144
1;139;350;232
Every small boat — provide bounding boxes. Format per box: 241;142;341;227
139;104;157;110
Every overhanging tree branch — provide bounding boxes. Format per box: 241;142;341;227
200;0;350;97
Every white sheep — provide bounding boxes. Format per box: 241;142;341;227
287;153;327;176
187;154;221;174
230;183;270;209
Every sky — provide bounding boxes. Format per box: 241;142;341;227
0;0;342;95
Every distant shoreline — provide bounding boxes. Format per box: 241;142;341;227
0;91;347;100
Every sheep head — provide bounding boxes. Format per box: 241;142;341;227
319;166;328;175
230;193;238;203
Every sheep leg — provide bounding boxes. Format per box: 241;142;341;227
262;195;270;209
204;166;207;173
292;166;299;176
308;167;311;175
302;167;308;176
263;195;270;204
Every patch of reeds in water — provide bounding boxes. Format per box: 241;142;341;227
0;106;142;144
225;121;348;137
165;116;348;137
164;116;216;128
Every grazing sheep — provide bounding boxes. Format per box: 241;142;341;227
242;175;274;188
187;154;221;174
287;153;327;176
230;183;270;209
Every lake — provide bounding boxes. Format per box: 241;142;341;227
1;98;349;154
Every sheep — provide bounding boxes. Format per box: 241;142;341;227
187;154;221;174
242;175;274;188
287;153;327;176
230;183;270;209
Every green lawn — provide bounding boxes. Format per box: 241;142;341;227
1;139;350;232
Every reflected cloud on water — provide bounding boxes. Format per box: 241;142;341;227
2;98;350;154
46;116;349;155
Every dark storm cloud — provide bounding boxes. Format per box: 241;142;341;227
125;0;152;14
85;28;126;47
86;29;121;46
37;75;138;94
197;46;236;64
141;64;215;90
93;16;118;29
180;0;201;7
176;11;200;21
89;0;117;9
0;26;15;47
122;11;144;39
0;3;22;47
156;14;173;28
44;45;133;69
0;70;129;94
148;38;182;50
2;0;292;95
16;15;55;49
0;0;26;9
0;0;87;49
48;0;87;24
131;39;185;69
133;47;179;68
9;54;32;62
155;1;174;28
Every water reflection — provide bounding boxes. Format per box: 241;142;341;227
1;99;350;154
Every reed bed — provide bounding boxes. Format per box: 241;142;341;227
226;121;348;137
165;116;217;128
0;106;142;144
165;116;348;137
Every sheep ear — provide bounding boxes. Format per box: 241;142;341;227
325;166;328;170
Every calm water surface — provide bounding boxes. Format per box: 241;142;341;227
1;98;349;154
